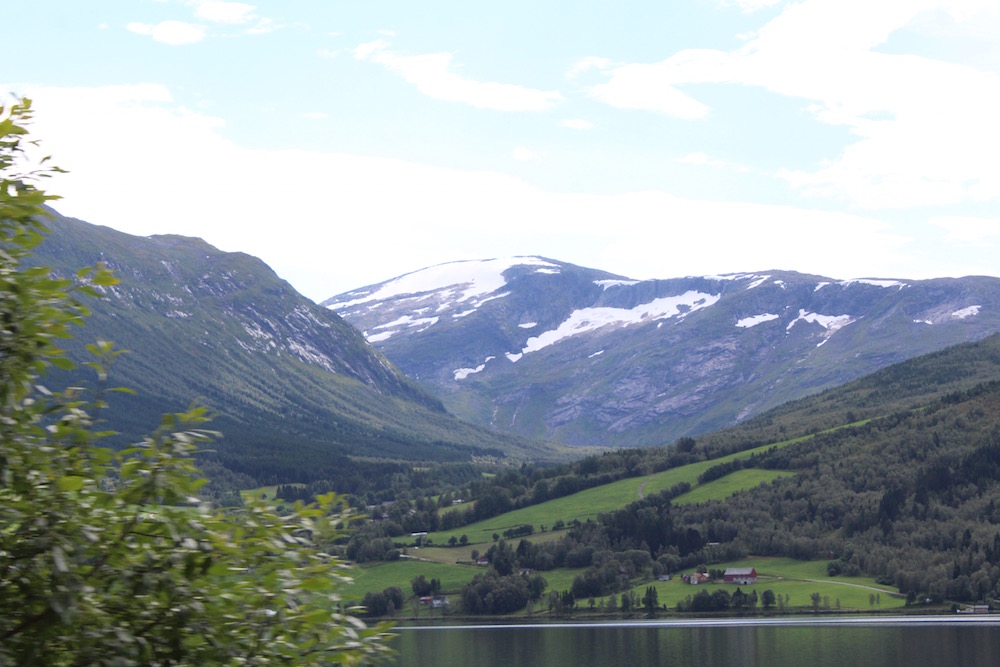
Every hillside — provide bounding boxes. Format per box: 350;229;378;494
325;257;1000;447
33;212;556;488
351;333;1000;610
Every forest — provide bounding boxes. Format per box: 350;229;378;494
336;335;1000;613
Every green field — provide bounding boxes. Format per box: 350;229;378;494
424;434;812;546
348;421;893;616
348;558;476;601
345;553;905;615
622;557;905;612
673;469;795;505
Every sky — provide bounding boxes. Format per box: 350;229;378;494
3;0;1000;302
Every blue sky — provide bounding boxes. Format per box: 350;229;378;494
3;0;1000;301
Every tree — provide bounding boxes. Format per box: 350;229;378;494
642;586;659;617
0;98;393;665
412;574;433;597
761;589;777;610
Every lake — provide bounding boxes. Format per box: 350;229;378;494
392;616;1000;666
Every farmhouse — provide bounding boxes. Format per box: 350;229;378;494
682;572;710;585
724;567;758;585
419;595;450;609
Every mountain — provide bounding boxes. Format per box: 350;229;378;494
32;213;553;486
324;257;1000;447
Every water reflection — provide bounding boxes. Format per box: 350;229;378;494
392;618;1000;667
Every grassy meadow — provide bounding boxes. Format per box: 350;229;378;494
628;557;905;612
339;417;912;616
345;553;906;614
423;433;813;546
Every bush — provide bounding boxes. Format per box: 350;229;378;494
0;98;393;666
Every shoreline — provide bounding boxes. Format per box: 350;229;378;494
397;613;1000;631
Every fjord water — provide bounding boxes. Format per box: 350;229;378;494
393;618;1000;667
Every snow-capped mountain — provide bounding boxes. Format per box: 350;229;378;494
325;257;1000;447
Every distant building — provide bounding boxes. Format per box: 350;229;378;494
958;604;990;614
724;567;758;585
682;572;710;585
419;595;450;609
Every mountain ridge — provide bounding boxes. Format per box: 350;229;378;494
325;256;1000;447
33;213;556;486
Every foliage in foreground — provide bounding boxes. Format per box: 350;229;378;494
0;98;392;665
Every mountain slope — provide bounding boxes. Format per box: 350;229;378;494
413;334;1000;606
325;257;1000;447
34;213;553;483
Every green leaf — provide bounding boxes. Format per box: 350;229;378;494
57;475;86;492
49;356;75;371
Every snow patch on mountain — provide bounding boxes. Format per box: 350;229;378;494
454;356;495;380
953;305;981;319
516;291;719;356
452;292;511;319
786;310;855;333
366;315;440;342
706;273;770;287
841;278;908;289
327;257;557;310
518;322;538;329
595;279;639;290
736;313;779;328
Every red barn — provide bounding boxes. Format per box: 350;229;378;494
724;567;757;585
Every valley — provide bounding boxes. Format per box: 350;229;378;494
335;332;1000;617
22;209;1000;619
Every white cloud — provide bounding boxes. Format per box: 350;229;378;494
194;1;256;24
353;39;387;60
21;84;953;301
566;56;612;79
678;152;711;165
588;59;713;119
583;0;1000;208
354;40;565;112
245;17;279;35
732;0;784;12
929;216;1000;243
559;118;594;130
512;147;538;161
127;20;206;45
301;111;328;120
678;151;751;172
